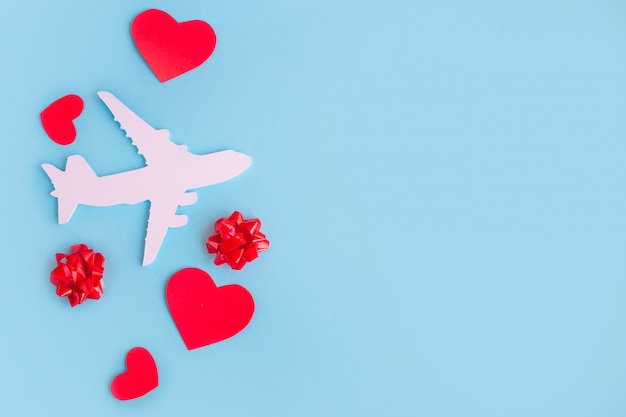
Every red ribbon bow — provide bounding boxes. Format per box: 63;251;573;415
50;244;105;307
206;211;269;270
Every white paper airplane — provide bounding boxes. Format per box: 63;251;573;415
42;91;252;265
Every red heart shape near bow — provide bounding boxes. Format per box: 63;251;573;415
110;347;158;401
131;9;217;82
166;268;255;350
40;94;84;145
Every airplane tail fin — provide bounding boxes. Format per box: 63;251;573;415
41;155;97;224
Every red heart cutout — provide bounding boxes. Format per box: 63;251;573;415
110;347;158;401
131;9;217;82
166;268;255;350
40;94;84;145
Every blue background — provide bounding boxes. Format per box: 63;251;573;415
1;0;626;415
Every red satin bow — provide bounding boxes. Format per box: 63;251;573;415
206;211;269;270
50;244;105;307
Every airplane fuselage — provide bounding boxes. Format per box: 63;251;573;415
75;149;252;207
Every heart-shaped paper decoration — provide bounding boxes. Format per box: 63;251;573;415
166;268;255;350
40;94;84;145
131;9;217;82
110;347;158;401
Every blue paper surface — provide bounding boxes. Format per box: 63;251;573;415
1;1;626;416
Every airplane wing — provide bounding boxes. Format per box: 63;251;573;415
142;197;189;265
97;91;174;166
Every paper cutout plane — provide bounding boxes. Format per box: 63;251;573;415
41;91;252;265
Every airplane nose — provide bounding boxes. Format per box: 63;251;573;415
236;151;253;169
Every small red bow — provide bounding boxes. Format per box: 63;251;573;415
50;244;105;307
206;211;269;270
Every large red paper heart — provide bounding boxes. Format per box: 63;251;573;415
166;268;255;350
40;94;84;145
110;347;158;401
131;9;217;82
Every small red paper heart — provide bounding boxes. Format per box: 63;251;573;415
166;268;255;350
131;9;217;82
40;94;84;145
110;347;158;401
